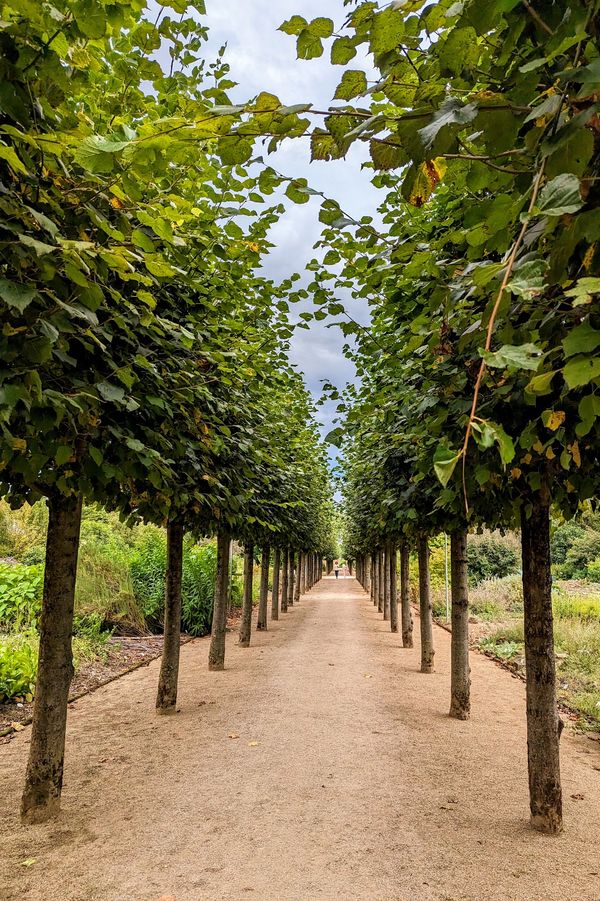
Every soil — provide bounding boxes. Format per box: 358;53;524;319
0;577;599;901
0;635;193;741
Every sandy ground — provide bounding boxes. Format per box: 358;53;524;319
0;576;599;901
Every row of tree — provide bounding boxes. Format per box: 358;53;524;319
0;1;336;825
275;0;600;835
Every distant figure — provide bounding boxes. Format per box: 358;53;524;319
334;560;340;579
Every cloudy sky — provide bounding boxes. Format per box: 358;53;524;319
201;0;381;447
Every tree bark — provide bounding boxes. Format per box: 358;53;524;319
239;543;254;646
271;547;280;621
378;550;384;614
281;548;289;613
383;546;390;621
449;530;470;720
521;498;563;834
366;554;371;595
294;550;301;604
400;541;413;648
389;541;398;633
372;551;378;605
156;518;185;714
21;491;83;824
418;535;434;673
208;532;230;671
288;550;295;606
257;544;270;631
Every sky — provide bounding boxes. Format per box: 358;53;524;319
200;0;382;448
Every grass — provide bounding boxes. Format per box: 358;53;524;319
477;589;600;732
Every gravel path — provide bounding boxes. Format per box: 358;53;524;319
1;576;599;901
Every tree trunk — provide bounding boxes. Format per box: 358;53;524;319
281;548;289;613
208;532;230;671
378;550;384;613
156;518;185;714
366;554;371;595
294;551;301;604
383;546;390;621
21;492;83;824
257;544;270;631
418;535;434;673
288;550;295;606
449;530;470;720
521;498;563;834
372;551;378;605
348;559;353;575
271;547;280;621
239;543;254;646
400;541;413;648
389;541;398;633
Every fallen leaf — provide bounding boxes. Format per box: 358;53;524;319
248;741;259;747
571;793;585;800
228;733;240;740
10;722;25;732
364;673;373;679
20;858;37;868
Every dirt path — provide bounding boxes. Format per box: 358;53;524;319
1;577;599;901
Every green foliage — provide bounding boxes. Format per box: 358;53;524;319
181;543;217;637
561;532;600;580
467;538;519;586
0;634;38;701
0;564;43;630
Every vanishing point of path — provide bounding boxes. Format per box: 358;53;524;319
1;577;599;901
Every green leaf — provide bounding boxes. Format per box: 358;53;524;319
507;259;547;298
433;445;461;487
297;30;324;60
536;173;582;217
370;7;404;55
72;0;107;39
525;371;556;395
564;277;600;307
279;15;307;35
563;355;600;389
0;279;38;312
369;139;406;171
55;445;73;466
483;343;542;370
308;17;334;38
439;27;479;75
19;235;55;256
97;382;126;404
216;136;253;165
0;142;28;176
331;37;357;65
562;320;600;357
334;70;368;101
418;99;478;149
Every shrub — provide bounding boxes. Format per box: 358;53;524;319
0;633;38;701
0;563;43;630
587;558;600;584
467;537;519;585
551;519;586;565
561;531;600;580
129;527;168;630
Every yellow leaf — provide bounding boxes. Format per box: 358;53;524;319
545;410;566;431
20;858;37;867
546;447;556;460
10;721;25;731
248;740;259;747
110;197;123;209
510;467;522;479
569;441;581;467
10;438;26;452
582;244;595;271
409;158;446;207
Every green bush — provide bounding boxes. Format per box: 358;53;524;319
561;531;600;580
0;633;38;701
551;520;586;565
0;563;43;630
587;558;600;583
130;530;221;636
467;538;519;586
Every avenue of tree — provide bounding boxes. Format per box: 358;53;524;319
2;0;599;841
